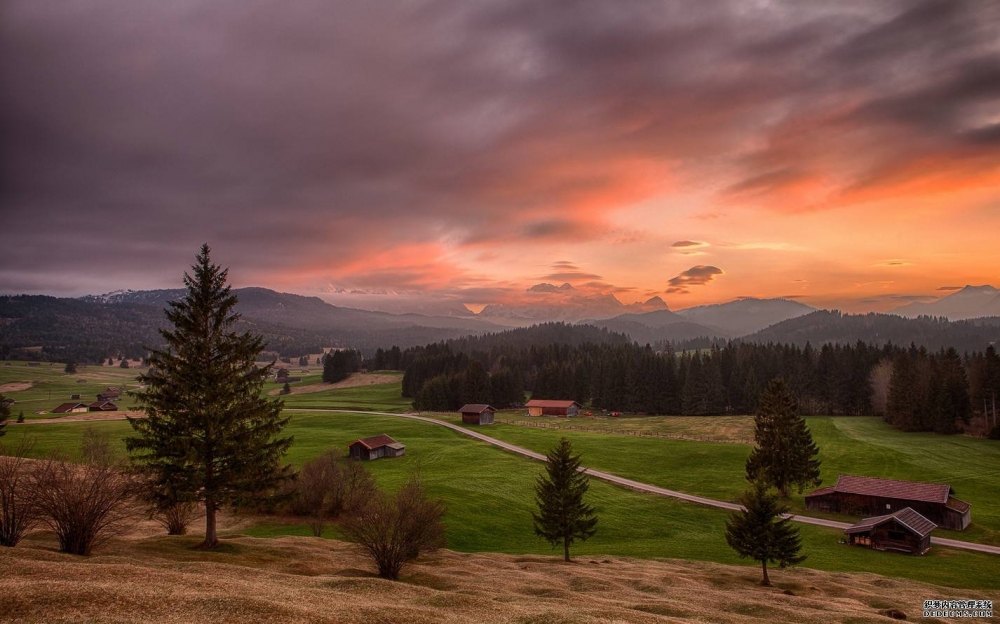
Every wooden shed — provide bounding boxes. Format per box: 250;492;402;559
88;400;118;412
525;399;581;417
845;507;936;554
52;402;88;414
459;404;495;425
806;474;970;531
349;434;405;461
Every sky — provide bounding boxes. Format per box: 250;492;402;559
1;0;999;313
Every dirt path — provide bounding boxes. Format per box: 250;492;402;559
15;410;144;424
266;372;399;396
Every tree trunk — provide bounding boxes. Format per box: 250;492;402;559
202;496;218;549
564;538;570;562
760;560;770;586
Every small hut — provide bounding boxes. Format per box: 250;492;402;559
88;400;118;412
52;402;88;414
348;434;405;461
459;404;496;425
845;507;936;554
525;399;581;417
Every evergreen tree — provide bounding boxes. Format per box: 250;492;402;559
745;378;821;497
725;480;805;586
532;437;597;562
126;245;293;549
64;361;77;374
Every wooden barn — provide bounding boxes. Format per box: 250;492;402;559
459;404;495;425
88;400;118;412
348;434;406;461
845;507;936;554
525;399;582;417
97;390;122;401
806;474;971;531
52;402;88;414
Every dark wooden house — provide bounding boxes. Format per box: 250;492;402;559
88;400;118;412
348;434;405;461
845;507;936;554
52;402;88;414
459;404;495;425
806;474;971;531
97;389;122;401
525;399;581;417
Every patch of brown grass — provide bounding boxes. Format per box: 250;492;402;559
1;533;995;623
266;373;400;396
0;381;33;393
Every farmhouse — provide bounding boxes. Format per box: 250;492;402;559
348;434;406;461
805;474;971;531
88;400;118;412
525;399;581;417
52;402;88;414
459;404;495;425
845;507;936;555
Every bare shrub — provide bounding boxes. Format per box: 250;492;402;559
30;433;141;555
0;438;39;547
293;450;377;536
151;500;199;536
341;475;446;580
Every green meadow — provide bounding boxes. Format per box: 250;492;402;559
3;368;999;589
0;361;142;416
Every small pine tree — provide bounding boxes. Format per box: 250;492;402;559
745;378;821;497
532;437;597;562
64;361;77;374
725;480;805;586
281;382;291;395
17;411;25;424
127;245;293;549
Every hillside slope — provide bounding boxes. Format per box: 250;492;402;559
2;534;984;623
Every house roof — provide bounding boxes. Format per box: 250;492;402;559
52;402;87;413
807;474;952;505
845;507;937;538
350;434;402;450
88;400;117;409
525;400;581;408
459;404;495;414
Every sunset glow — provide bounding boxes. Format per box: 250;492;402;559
2;1;998;312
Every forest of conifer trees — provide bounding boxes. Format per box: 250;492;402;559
397;324;1000;437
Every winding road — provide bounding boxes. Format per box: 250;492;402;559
287;408;1000;556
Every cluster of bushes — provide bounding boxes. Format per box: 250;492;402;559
277;450;446;580
0;431;141;555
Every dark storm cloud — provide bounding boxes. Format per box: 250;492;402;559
1;0;998;294
666;265;724;294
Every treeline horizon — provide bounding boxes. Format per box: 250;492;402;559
399;323;1000;436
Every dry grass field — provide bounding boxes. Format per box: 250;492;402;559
266;372;402;396
3;530;994;624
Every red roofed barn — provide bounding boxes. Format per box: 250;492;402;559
805;474;970;531
525;399;581;417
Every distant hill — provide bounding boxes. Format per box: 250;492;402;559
892;285;1000;320
0;288;505;362
675;298;815;336
583;309;725;344
742;310;1000;352
447;321;630;353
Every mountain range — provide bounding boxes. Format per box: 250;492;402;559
892;285;1000;320
4;284;999;363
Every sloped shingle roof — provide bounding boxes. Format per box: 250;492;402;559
350;434;402;450
808;474;952;504
459;404;495;414
845;507;937;538
525;400;581;408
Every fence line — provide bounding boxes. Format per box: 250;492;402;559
494;419;752;444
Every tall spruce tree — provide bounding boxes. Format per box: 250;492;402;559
532;437;597;562
126;245;293;548
725;480;805;586
745;377;821;497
